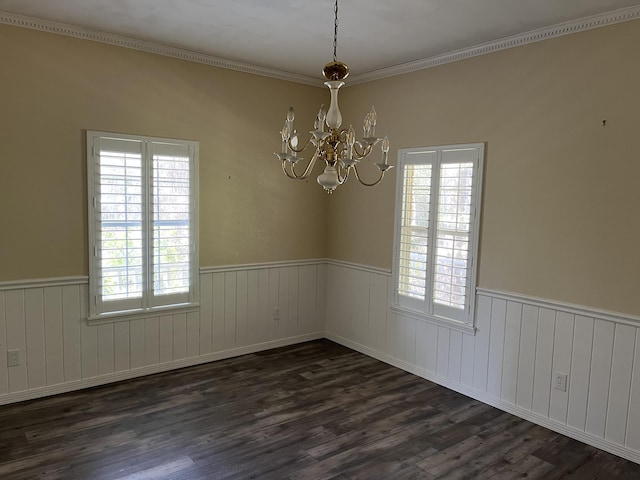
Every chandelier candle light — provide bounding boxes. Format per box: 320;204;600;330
274;0;393;193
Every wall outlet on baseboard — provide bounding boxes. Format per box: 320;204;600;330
554;372;568;392
273;307;280;321
7;350;20;367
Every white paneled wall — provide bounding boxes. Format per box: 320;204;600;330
3;258;640;464
325;261;640;464
0;261;325;405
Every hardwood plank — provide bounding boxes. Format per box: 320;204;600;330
0;340;637;480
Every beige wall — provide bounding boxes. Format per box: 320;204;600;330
0;24;328;281
2;19;640;316
330;20;640;316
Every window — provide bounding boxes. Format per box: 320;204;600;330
392;143;484;329
87;131;199;318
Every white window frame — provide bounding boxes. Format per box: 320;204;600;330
391;143;484;333
87;131;199;321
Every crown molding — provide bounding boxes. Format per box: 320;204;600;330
2;5;639;87
348;4;640;84
0;11;320;86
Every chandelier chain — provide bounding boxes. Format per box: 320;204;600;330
333;0;339;62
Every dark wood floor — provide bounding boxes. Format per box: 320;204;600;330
1;340;639;479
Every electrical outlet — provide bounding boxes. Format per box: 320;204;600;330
7;350;20;367
273;307;280;321
554;372;568;392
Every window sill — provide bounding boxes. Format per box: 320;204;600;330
87;303;200;326
389;304;476;335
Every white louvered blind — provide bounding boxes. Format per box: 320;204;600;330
394;145;483;326
397;153;434;310
432;150;476;322
151;142;192;306
88;132;198;317
94;137;145;313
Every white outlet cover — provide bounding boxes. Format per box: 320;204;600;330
7;350;20;367
555;372;568;392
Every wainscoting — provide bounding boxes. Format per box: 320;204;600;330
3;258;640;464
0;260;325;405
325;260;640;464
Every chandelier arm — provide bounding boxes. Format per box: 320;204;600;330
302;149;321;177
281;160;300;179
352;164;385;187
287;136;313;153
289;150;320;179
352;142;372;159
336;161;350;183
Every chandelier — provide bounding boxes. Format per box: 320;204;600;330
274;0;393;194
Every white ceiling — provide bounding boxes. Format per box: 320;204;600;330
1;0;639;81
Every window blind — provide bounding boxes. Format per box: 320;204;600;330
394;144;483;327
94;137;145;313
88;132;198;317
398;163;432;302
151;142;192;306
433;161;473;310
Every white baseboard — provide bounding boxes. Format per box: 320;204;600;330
325;331;640;465
0;332;323;406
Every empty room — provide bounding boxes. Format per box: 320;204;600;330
1;0;640;478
